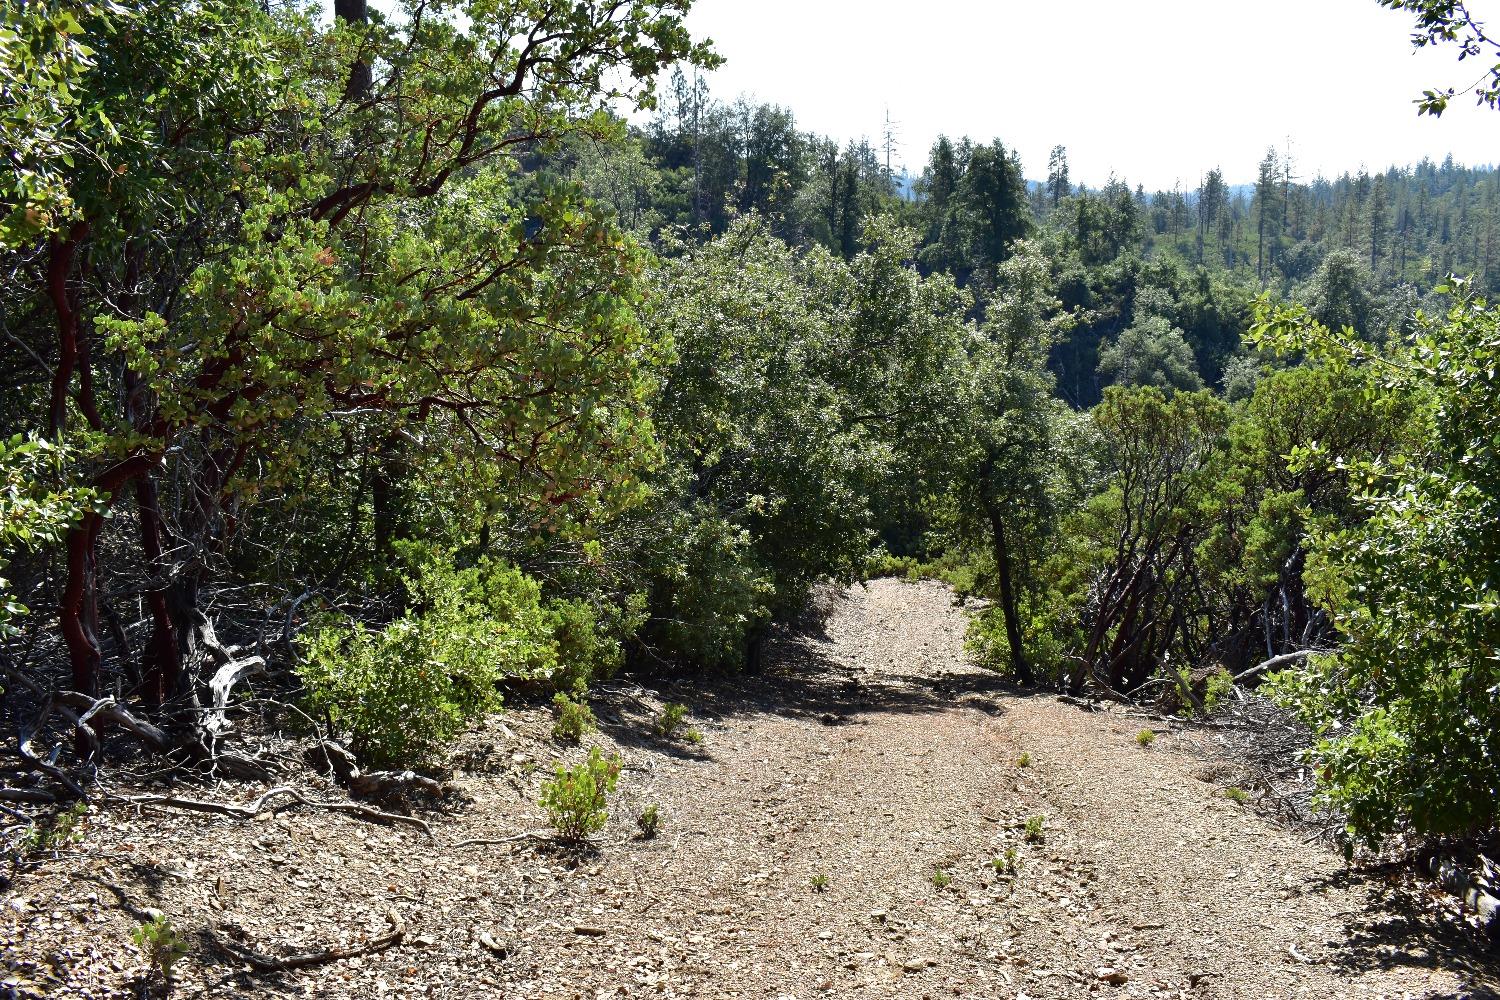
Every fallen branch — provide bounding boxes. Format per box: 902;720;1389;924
212;909;405;971
1234;649;1315;684
108;786;432;836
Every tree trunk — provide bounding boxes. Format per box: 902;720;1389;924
982;493;1034;686
135;473;182;706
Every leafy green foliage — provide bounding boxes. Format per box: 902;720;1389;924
131;914;187;982
1136;729;1157;748
929;867;953;889
1378;0;1500;115
20;802;87;857
992;847;1021;876
0;436;95;637
540;747;622;841
551;693;596;746
652;702;689;738
1255;282;1500;846
298;557;568;766
1024;814;1046;843
636;803;661;839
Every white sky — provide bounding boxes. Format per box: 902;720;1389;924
678;0;1499;189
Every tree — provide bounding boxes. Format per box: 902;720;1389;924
1046;145;1071;210
951;242;1079;683
6;0;711;709
1301;248;1380;337
960;140;1031;287
1254;148;1283;283
1255;280;1500;845
1197;168;1228;261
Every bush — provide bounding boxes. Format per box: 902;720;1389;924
298;556;557;766
547;596;630;693
1136;729;1156;747
1200;668;1235;715
550;692;595;745
653;702;689;738
1254;289;1500;847
539;747;622;841
1024;814;1046;843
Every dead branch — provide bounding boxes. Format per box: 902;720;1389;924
1233;649;1315;683
0;787;58;803
107;785;433;836
211;909;405;971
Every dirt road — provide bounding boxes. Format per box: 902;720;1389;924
4;579;1493;998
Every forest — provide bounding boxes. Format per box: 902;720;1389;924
2;0;1500;993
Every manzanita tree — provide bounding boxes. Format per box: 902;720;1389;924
2;0;712;725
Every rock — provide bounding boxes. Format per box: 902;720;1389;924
868;910;887;922
479;932;508;958
1096;966;1128;985
573;925;608;937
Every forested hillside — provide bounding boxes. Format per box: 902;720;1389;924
2;0;1499;993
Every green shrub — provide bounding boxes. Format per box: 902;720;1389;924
810;872;829;891
547;597;628;693
1223;786;1251;804
1016;751;1032;768
131;914;187;982
635;803;660;839
1136;729;1157;747
1024;814;1046;843
653;702;689;738
991;847;1020;876
298;556;560;766
929;867;952;889
1200;667;1235;715
539;747;622;841
550;692;595;745
964;599;1068;682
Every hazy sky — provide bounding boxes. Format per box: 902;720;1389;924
677;0;1498;189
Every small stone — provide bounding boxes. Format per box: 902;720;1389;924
573;925;608;936
1096;967;1128;985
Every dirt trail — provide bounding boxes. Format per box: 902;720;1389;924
4;579;1495;999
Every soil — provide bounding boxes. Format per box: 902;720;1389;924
3;578;1496;999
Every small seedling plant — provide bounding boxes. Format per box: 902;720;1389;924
1136;728;1157;747
929;867;952;889
1024;814;1046;843
811;872;829;892
636;803;661;839
1016;752;1032;768
991;847;1021;876
21;801;86;857
131;914;187;985
539;747;622;841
